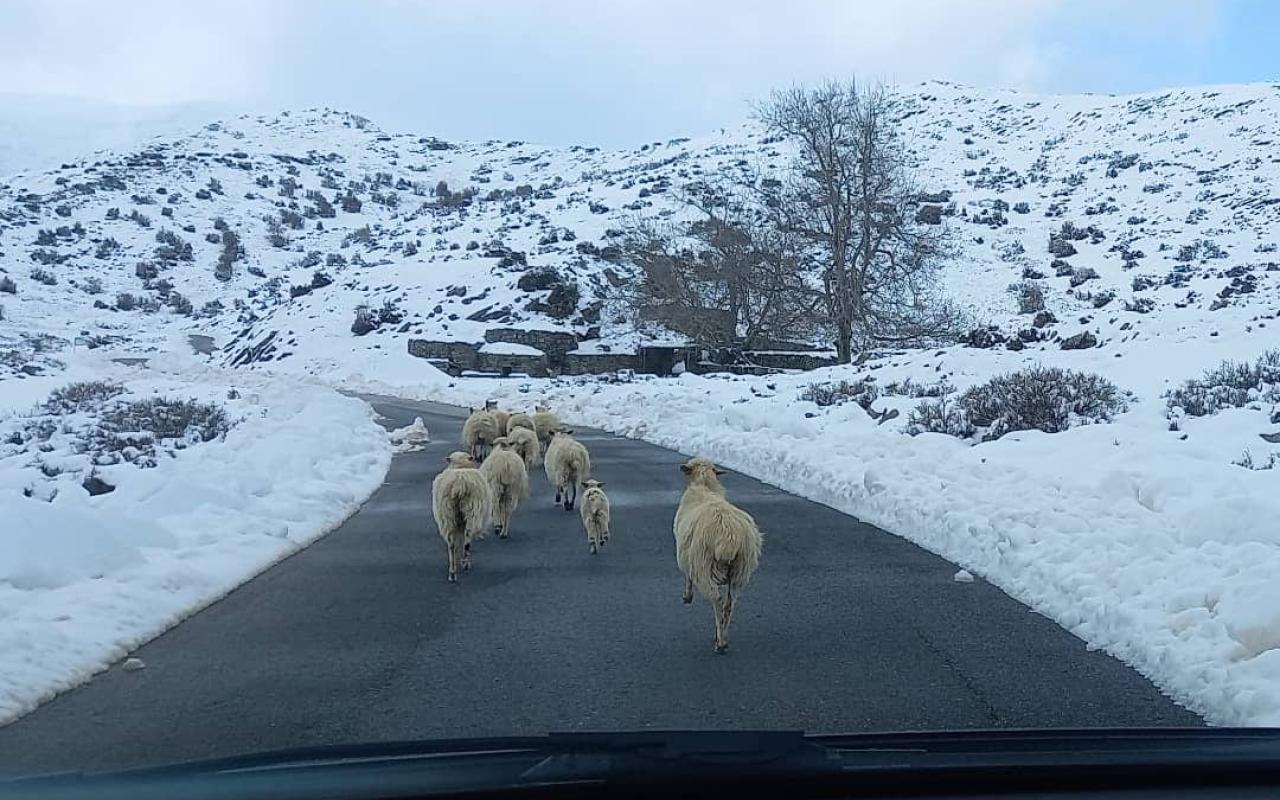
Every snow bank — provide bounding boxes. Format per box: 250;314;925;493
0;358;391;724
378;362;1280;727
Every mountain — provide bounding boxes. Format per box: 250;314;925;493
1;81;1279;390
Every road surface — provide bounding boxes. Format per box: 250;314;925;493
0;395;1199;775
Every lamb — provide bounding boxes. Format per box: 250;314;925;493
478;437;529;539
505;425;541;472
673;458;763;654
484;400;511;437
431;451;493;583
544;428;590;511
461;407;499;462
579;479;611;554
506;411;536;435
532;405;561;451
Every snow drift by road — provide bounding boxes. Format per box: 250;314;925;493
0;352;391;725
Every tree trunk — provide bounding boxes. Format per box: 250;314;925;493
834;324;853;364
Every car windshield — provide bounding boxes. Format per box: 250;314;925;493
1;0;1278;783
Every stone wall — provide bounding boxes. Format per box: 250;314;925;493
407;338;550;376
408;336;836;377
484;328;578;363
562;352;640;375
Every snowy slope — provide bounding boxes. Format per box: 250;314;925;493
3;81;1280;726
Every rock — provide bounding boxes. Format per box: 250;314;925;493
1060;331;1098;350
82;475;115;496
1052;259;1074;276
1032;310;1058;328
960;327;1006;349
1006;339;1025;351
915;204;943;225
1259;432;1280;444
1021;267;1046;280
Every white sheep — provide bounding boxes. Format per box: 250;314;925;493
461;408;499;462
579;479;611;554
674;457;763;654
505;425;541;471
484;400;511;437
544;428;590;511
478;436;529;539
431;451;493;583
506;411;536;434
532;405;561;452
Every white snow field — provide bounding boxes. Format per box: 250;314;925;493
0;348;391;724
2;80;1280;725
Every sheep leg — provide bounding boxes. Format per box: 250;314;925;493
462;541;473;573
712;589;734;654
564;481;575;511
446;536;460;583
716;588;736;654
554;483;562;504
682;576;694;605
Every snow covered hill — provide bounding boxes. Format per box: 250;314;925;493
1;82;1278;387
3;81;1280;726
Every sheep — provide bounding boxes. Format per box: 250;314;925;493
544;428;590;511
532;405;561;451
674;457;763;654
484;400;511;437
579;479;611;554
431;451;493;583
506;425;541;472
478;437;528;539
461;408;499;462
506;411;536;435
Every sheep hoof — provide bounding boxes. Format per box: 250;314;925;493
714;642;728;654
589;544;597;554
682;595;693;605
447;574;456;584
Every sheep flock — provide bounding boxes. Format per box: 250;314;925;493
423;401;762;653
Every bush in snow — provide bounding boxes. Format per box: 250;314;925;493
216;230;243;282
351;305;377;335
7;383;233;479
1010;281;1045;313
908;366;1126;442
800;379;879;411
29;268;57;286
1233;450;1279;471
115;292;138;311
168;292;193;316
1165;350;1280;419
80;277;103;295
0;276;15;294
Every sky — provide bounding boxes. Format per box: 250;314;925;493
0;0;1277;147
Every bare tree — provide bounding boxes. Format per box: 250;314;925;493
757;79;959;362
618;183;821;350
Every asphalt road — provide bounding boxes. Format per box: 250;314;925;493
0;395;1199;775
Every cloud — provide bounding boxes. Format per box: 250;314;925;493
0;0;1232;144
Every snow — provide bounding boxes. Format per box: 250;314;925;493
0;351;391;725
953;569;975;583
478;341;544;356
387;415;431;452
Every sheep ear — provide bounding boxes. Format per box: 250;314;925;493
680;464;692;474
581;480;590;488
713;466;727;476
595;481;606;487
